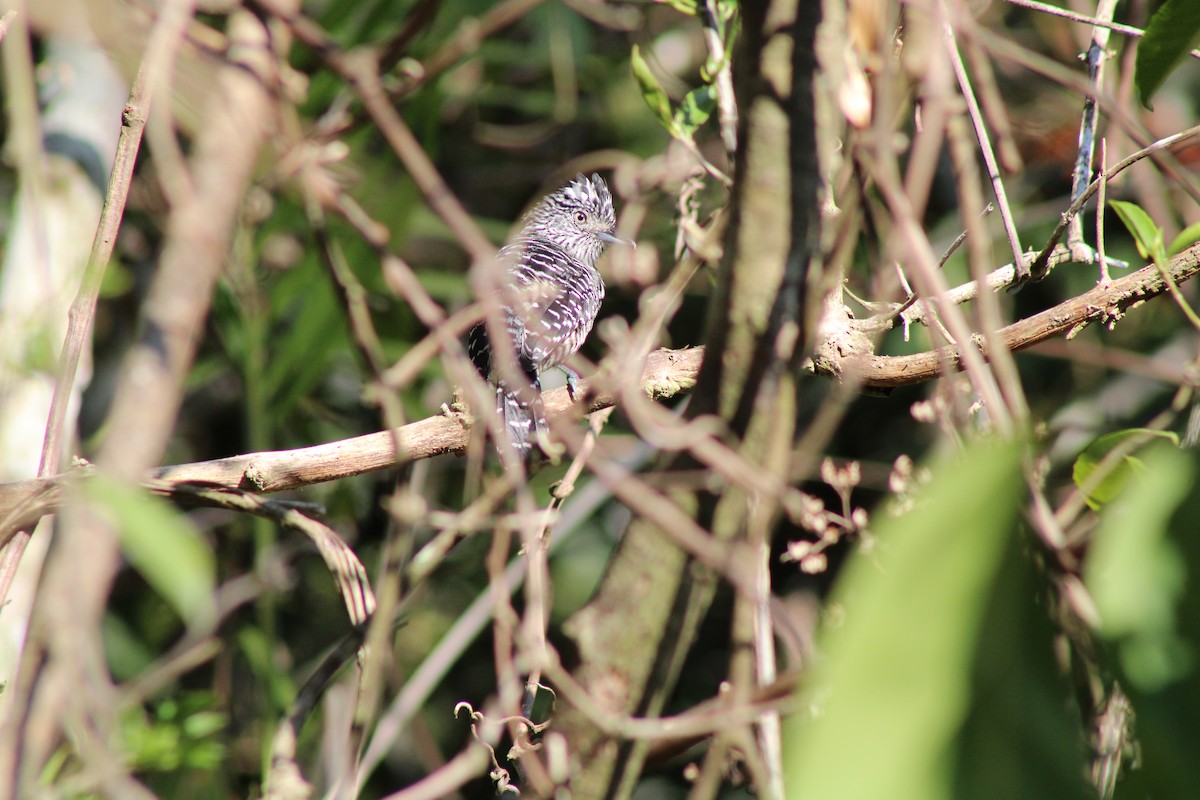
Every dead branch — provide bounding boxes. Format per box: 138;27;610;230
0;347;704;540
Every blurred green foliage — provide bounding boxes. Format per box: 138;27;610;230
88;475;217;626
783;438;1091;799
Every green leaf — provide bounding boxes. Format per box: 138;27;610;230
87;474;216;625
1168;220;1200;256
953;542;1092;799
182;710;227;740
630;45;677;135
1134;0;1200;109
526;682;557;726
1072;428;1180;510
673;84;716;137
1083;443;1193;690
784;438;1025;800
1111;199;1166;265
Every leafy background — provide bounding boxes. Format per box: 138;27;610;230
2;0;1200;798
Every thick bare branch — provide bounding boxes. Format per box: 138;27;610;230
157;346;701;488
0;348;704;540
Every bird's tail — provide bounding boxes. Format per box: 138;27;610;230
498;383;546;458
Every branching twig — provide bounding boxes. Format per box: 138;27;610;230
1029;125;1200;280
838;242;1200;388
943;7;1025;277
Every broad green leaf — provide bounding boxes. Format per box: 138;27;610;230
1111;199;1166;264
630;45;677;135
1168;220;1200;256
1072;428;1179;510
87;474;216;625
784;438;1024;800
1134;0;1200;109
1108;449;1200;798
1083;443;1192;690
952;543;1092;799
673;84;716;136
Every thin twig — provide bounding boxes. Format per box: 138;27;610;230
377;743;492;800
702;0;738;155
888;203;993;325
520;406;613;730
979;31;1200;210
309;206;412;448
378;0;442;73
1097;138;1110;283
539;647;798;743
1002;0;1200;60
354;437;657;792
861;145;1013;432
943;6;1025;278
390;0;550;100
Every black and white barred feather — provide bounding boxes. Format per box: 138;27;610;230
467;173;626;457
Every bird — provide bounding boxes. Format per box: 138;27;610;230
467;173;630;459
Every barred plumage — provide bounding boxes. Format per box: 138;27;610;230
468;173;628;457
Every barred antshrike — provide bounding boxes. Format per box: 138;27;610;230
468;173;630;457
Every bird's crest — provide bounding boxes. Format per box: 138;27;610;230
557;173;614;222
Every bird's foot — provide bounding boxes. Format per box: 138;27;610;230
562;366;582;401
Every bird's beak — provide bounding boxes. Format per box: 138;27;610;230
599;230;637;248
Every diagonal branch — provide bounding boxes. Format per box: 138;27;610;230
0;348;704;539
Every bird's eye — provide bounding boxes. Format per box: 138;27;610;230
575;211;587;223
